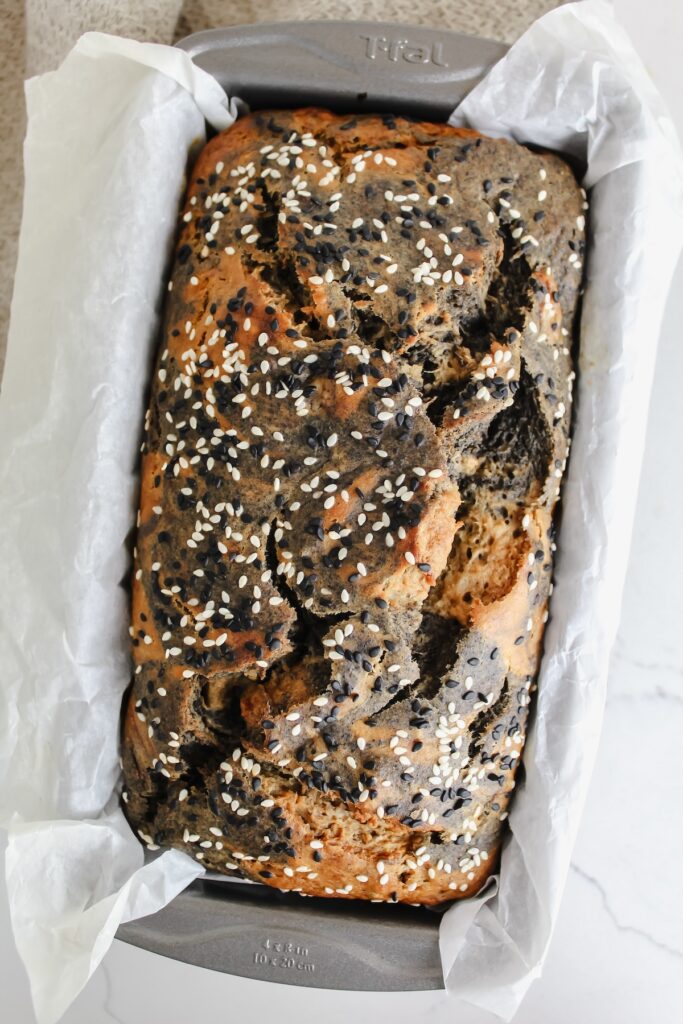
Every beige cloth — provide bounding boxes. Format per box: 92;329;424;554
0;0;561;375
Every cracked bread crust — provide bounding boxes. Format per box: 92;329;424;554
121;109;586;905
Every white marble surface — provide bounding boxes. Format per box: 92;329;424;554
3;1;683;1020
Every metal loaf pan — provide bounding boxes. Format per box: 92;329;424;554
117;20;507;992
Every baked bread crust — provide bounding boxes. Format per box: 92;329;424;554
121;109;585;905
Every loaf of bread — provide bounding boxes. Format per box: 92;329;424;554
121;109;585;905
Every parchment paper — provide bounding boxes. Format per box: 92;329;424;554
1;3;681;1022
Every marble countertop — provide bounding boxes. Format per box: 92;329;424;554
2;1;682;1020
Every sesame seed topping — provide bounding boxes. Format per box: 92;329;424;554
126;110;579;906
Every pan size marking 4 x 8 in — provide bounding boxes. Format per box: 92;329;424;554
252;936;316;973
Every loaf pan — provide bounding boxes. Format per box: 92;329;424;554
117;19;507;992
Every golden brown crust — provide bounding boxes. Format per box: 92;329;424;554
121;109;585;904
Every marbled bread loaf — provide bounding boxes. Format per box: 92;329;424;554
121;109;586;904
